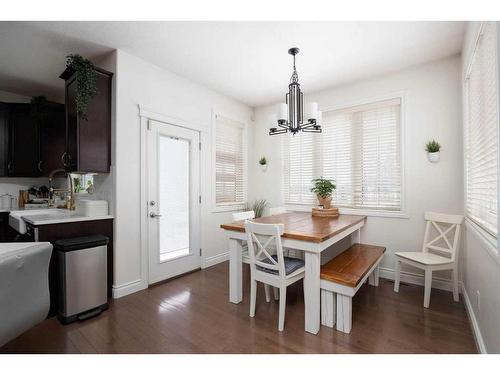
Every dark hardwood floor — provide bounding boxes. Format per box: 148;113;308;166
1;262;477;354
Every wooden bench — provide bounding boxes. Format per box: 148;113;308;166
320;243;386;333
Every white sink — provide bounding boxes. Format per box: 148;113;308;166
9;209;71;234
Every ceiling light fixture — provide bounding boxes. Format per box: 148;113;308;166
269;48;322;136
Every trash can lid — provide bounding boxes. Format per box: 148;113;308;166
54;234;109;252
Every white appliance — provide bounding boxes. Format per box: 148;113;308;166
0;242;52;346
76;200;109;217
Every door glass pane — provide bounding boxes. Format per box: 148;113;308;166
159;135;190;262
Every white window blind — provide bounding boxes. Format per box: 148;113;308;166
215;114;246;206
465;22;499;236
283;98;401;211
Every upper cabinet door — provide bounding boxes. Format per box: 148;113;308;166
8;103;40;177
61;67;113;173
39;102;66;176
0;103;9;177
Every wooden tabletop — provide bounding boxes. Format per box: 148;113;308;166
220;212;366;243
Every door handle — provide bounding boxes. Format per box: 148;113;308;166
149;212;162;218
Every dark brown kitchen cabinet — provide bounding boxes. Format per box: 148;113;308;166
38;102;66;176
0;103;9;176
0;101;65;177
7;103;40;177
60;67;113;173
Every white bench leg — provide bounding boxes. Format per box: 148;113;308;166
320;289;336;328
273;287;279;300
336;294;352;333
368;266;380;287
394;260;401;293
264;284;271;302
337;293;352;333
368;272;375;286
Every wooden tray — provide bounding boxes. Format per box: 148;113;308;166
312;207;339;217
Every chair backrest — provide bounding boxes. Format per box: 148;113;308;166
269;207;287;215
244;220;286;277
232;210;255;221
422;212;464;262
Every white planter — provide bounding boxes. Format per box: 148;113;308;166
260;164;268;172
427;151;440;163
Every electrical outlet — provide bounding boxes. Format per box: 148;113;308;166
476;290;481;311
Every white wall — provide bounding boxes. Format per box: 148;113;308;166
113;50;253;297
460;22;500;354
250;56;464;283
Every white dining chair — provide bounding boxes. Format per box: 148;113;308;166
394;212;464;308
269;207;287;215
245;220;305;331
232;211;272;303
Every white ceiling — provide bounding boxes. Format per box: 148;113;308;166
0;21;466;107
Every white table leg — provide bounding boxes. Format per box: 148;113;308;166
304;252;321;334
229;238;243;304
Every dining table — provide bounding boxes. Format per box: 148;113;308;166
220;211;367;334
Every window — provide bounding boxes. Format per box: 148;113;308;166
465;22;498;237
283;98;402;211
214;114;246;207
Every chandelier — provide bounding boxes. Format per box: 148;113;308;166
269;48;322;136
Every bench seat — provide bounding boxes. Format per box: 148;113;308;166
320;243;386;333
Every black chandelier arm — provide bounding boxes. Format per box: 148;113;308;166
300;120;318;129
301;127;322;133
269;127;288;135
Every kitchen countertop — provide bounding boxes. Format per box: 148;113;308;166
9;208;114;227
22;213;114;226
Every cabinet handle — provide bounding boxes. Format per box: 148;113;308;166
7;161;12;173
38;160;43;172
61;152;69;167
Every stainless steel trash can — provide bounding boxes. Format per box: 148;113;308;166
55;235;109;324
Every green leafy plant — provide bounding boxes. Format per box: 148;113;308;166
259;156;267;165
310;177;336;198
244;199;269;218
66;54;98;120
425;140;441;153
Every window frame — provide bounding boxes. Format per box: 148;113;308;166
211;110;248;213
462;21;500;261
282;93;408;218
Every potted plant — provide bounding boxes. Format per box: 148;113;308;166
244;199;269;218
311;177;336;209
259;156;267;172
65;54;98;120
426;140;441;163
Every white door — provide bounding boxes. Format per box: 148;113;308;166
147;120;201;284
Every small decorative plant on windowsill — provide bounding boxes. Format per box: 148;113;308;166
426;140;441;163
310;177;336;209
259;156;268;172
244;199;269;218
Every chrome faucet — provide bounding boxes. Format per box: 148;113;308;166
48;169;76;210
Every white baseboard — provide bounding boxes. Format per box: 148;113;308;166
379;266;462;293
112;279;147;299
202;251;229;268
461;285;487;354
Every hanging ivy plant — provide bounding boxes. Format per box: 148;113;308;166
66;54;98;120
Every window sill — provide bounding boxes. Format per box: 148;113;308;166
212;204;245;214
464;217;500;264
284;205;409;219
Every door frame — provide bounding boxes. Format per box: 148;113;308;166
139;105;208;288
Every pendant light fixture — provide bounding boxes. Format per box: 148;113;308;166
269;48;322;135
